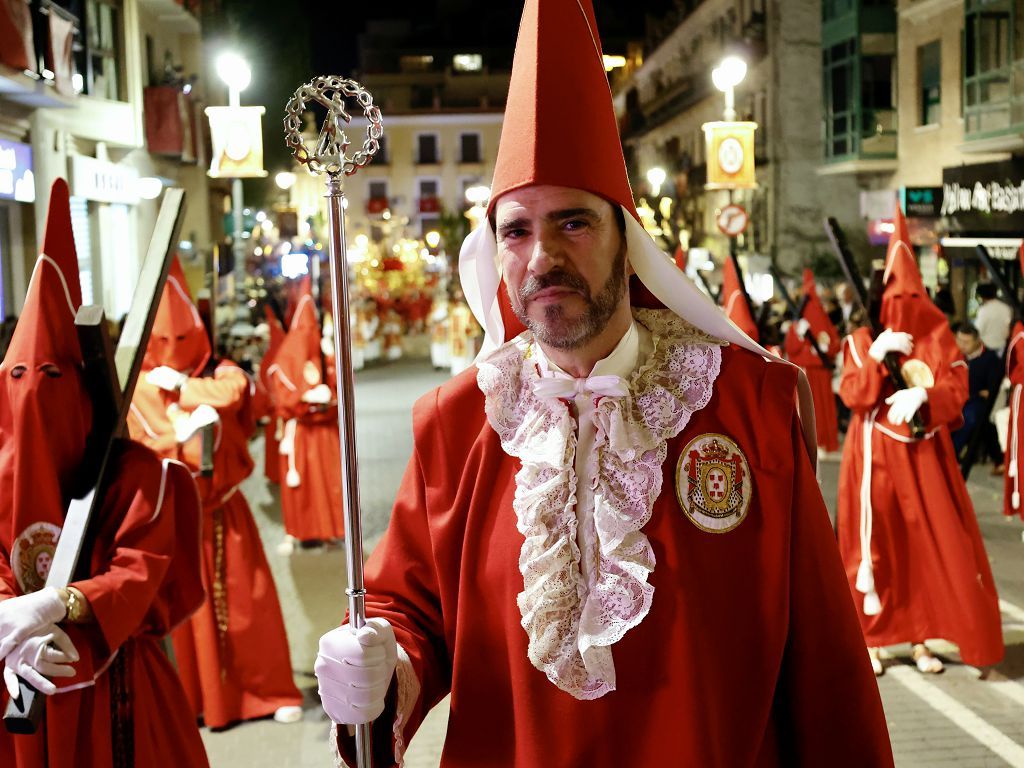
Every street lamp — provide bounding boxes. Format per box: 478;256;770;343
711;55;747;121
275;171;297;191
217;50;252;286
425;230;441;249
646;166;667;197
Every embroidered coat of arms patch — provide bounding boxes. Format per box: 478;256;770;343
676;433;752;533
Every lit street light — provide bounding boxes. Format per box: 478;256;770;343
425;230;441;249
711;55;747;121
275;171;297;191
217;50;252;285
646;166;667;197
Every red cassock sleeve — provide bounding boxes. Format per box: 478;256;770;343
178;365;247;413
919;355;968;432
838;329;885;413
72;444;180;659
770;416;894;765
269;368;306;419
334;438;450;767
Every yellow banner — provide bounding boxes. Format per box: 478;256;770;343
206;106;268;179
702;121;757;190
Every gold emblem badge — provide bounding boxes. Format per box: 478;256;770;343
11;522;61;593
900;358;934;389
676;434;752;533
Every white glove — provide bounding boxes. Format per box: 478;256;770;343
301;384;332;405
145;366;188;392
885;386;928;426
0;588;67;659
321;336;335;357
174;404;220;444
314;618;397;725
796;318;811;338
3;624;79;697
868;329;913;362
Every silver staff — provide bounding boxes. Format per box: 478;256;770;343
284;76;383;768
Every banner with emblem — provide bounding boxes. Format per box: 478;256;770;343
205;106;268;179
702;121;758;190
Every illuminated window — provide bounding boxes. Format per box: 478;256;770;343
453;54;483;72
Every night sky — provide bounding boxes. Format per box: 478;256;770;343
229;0;677;199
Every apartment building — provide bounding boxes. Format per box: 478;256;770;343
0;0;218;320
612;0;863;278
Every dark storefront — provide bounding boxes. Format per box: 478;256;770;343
939;160;1024;320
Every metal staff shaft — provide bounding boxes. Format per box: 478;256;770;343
324;174;372;766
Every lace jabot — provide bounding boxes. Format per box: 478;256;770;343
476;308;724;700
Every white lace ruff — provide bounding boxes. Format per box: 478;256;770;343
477;309;723;700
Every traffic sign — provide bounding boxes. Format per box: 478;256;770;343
716;204;748;237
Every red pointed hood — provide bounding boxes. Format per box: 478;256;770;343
270;279;322;397
721;258;758;342
144;255;211;375
259;305;287;392
880;204;954;375
0;179;93;594
488;0;637;220
800;269;840;356
674;245;687;272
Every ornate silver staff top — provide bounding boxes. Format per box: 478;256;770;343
284;75;384;177
284;75;383;768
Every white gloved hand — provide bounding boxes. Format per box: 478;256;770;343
868;329;913;362
796;318;811;338
0;588;67;659
321;336;335;357
174;404;220;444
145;366;188;392
3;624;79;697
885;386;928;425
314;618;397;725
301;384;332;405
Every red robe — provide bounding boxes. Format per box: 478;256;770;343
1003;322;1024;520
129;361;302;727
336;342;892;767
0;180;207;767
836;208;1002;664
0;449;209;768
259;308;287;485
268;293;344;541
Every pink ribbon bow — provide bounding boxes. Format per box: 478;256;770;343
531;374;628;401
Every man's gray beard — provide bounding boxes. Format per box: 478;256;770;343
513;245;627;350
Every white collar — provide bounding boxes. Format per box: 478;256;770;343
534;321;639;382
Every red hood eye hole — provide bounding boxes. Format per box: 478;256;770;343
10;365;27;379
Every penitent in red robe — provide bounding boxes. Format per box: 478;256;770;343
1004;322;1024;520
128;259;301;728
836;210;1003;665
0;180;208;767
258;307;287;485
268;290;344;541
335;311;893;768
783;270;840;453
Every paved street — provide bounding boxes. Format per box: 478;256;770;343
201;357;1024;767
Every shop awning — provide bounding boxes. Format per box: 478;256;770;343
940;236;1022;260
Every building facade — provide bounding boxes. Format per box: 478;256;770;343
613;0;863;282
0;0;219;322
820;0;1024;317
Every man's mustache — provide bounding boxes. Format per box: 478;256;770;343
519;270;590;303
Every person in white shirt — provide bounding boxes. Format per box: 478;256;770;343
975;283;1013;353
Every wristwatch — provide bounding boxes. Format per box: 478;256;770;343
58;586;86;623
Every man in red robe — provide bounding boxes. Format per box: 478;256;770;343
837;207;1003;676
1005;316;1024;520
257;306;287;485
313;2;893;766
0;180;209;767
267;284;344;551
784;269;841;454
127;257;302;727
